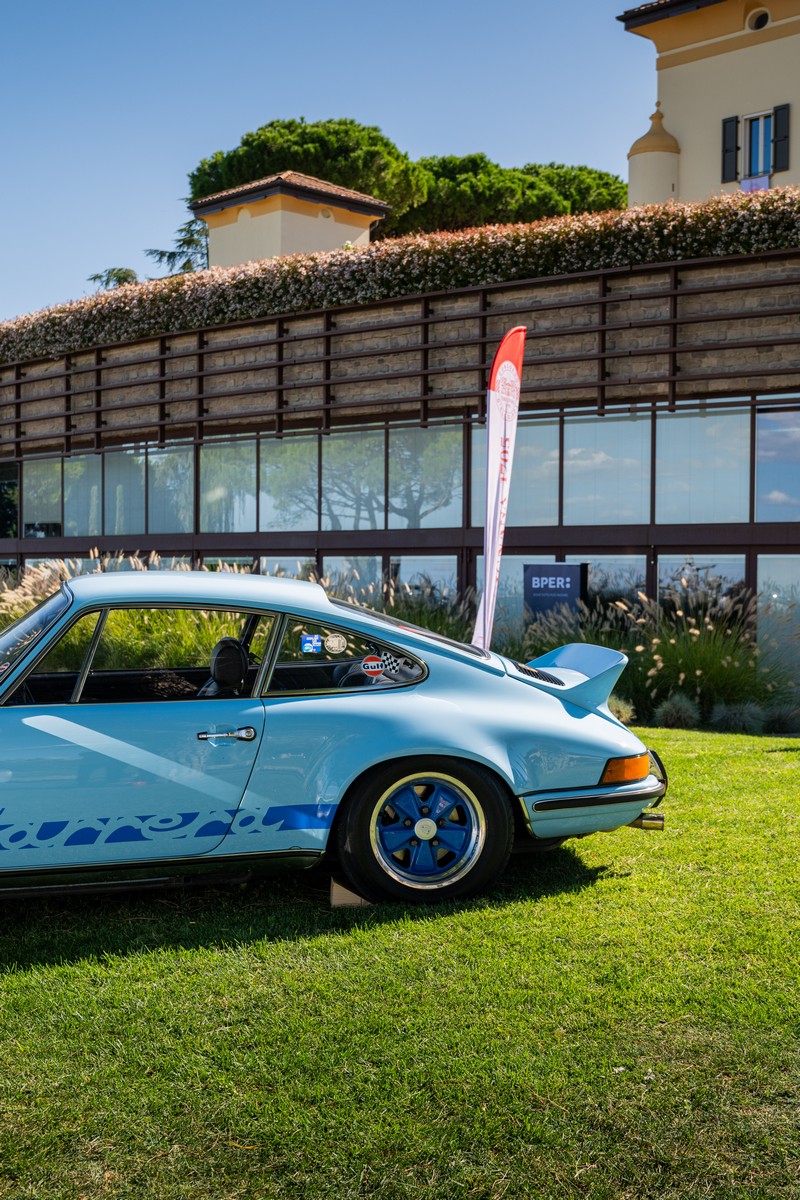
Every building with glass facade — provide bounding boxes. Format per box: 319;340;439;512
1;248;799;645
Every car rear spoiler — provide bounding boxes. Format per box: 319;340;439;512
526;643;628;712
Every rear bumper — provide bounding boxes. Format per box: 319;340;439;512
520;749;667;840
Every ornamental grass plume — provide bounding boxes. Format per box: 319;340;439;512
1;188;799;365
523;588;792;725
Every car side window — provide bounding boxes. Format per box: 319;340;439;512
4;606;276;705
3;612;100;706
78;607;275;703
266;619;424;694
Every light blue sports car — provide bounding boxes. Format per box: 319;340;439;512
0;572;666;903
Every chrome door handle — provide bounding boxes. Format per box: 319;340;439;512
197;727;257;742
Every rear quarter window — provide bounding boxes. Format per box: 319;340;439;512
267;618;426;694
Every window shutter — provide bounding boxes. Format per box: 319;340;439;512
721;116;739;182
773;104;790;172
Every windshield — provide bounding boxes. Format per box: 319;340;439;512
330;599;489;659
0;589;71;676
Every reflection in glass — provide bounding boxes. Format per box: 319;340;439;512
260;436;319;532
203;557;254;572
472;420;559;527
657;554;746;604
476;553;557;631
0;464;18;538
22;459;61;537
756;409;800;522
757;554;800;679
322;431;385;531
200;440;256;533
564;554;647;603
105;448;145;536
388;426;462;528
564;415;650;525
64;455;101;537
322;556;383;605
259;557;317;578
388;556;458;597
148;446;194;534
656;408;749;524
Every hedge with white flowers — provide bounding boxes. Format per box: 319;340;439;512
2;188;799;366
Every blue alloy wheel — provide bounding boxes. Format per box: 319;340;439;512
337;759;514;903
370;774;484;886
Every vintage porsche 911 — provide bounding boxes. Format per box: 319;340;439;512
0;572;666;903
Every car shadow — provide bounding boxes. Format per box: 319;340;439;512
0;846;606;972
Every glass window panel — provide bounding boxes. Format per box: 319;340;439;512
200;440;256;533
259;557;318;579
476;554;556;631
22;459;61;537
322;431;385;531
202;557;254;572
322;556;383;607
756;409;800;521
0;464;18;538
388;426;462;529
148;446;194;534
260;436;318;532
658;554;746;604
757;555;800;681
563;415;650;526
748;115;772;176
147;555;191;571
104;448;145;536
656;408;749;524
64;455;101;537
472;420;559;528
388;556;458;597
564;554;647;603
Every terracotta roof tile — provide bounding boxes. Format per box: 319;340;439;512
191;171;389;215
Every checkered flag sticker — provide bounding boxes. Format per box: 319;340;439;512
379;652;417;680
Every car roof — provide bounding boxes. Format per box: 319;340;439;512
64;571;332;617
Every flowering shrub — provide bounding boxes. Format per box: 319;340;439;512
1;188;799;365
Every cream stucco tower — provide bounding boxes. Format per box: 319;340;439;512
619;0;800;204
628;102;681;205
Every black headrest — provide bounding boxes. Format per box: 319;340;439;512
210;638;248;693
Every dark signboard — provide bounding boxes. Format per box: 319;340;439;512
523;563;587;618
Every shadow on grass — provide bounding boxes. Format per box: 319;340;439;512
0;846;606;972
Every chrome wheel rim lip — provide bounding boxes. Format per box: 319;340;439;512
368;771;486;891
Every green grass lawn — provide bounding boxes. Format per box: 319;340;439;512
1;729;798;1200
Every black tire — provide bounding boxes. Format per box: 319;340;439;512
336;758;515;903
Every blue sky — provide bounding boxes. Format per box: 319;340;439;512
0;0;656;322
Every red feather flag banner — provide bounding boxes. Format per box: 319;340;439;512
472;325;527;651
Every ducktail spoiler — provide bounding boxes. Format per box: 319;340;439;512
525;643;628;712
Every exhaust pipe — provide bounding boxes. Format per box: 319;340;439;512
629;812;665;831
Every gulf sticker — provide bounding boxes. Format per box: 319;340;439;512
361;655;384;676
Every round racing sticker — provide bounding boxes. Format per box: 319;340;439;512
325;633;348;654
361;655;384;676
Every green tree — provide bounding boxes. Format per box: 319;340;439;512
189;117;429;231
145;218;209;275
390;154;570;235
522;163;627;213
87;267;139;291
